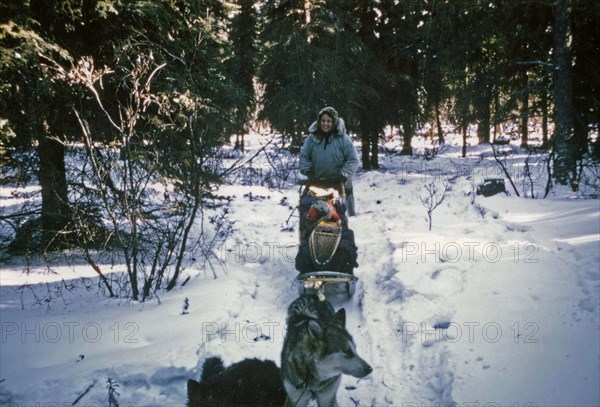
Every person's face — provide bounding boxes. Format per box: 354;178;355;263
320;114;333;133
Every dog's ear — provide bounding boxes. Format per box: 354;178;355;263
307;319;323;339
335;308;346;327
201;357;224;381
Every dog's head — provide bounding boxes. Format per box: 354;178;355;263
306;307;373;381
284;295;372;382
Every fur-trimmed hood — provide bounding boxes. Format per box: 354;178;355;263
307;117;347;142
300;116;358;184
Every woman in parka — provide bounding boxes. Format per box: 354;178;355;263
299;106;359;215
295;107;360;275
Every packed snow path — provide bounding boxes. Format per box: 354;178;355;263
1;153;598;406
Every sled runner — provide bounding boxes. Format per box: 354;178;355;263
295;182;358;300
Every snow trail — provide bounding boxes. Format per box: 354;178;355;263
1;148;598;405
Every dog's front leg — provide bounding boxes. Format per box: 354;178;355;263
315;375;341;407
284;381;313;407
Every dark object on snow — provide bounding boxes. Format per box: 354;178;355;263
187;357;286;407
476;178;507;197
492;136;511;145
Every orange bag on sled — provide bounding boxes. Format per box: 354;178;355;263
308;199;340;223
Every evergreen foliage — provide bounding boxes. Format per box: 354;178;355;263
0;0;598;299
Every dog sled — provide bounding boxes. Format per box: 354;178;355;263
294;181;358;300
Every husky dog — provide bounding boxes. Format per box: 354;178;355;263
187;356;286;407
281;294;372;406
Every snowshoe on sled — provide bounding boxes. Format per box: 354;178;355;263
295;183;358;300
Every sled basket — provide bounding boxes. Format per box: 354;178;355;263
309;221;342;267
295;271;358;300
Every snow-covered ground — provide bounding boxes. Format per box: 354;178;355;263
1;140;599;406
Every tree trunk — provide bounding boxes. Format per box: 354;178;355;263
594;108;600;158
369;131;379;169
361;132;371;170
477;121;489;145
38;134;70;248
493;91;500;144
233;133;245;152
435;101;444;145
541;74;550;147
462;124;468;158
520;70;530;148
400;117;413;156
477;103;490;145
552;0;576;188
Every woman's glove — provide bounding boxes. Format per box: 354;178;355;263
304;171;315;181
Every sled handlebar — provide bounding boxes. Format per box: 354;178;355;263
297;176;346;185
298;178;346;197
